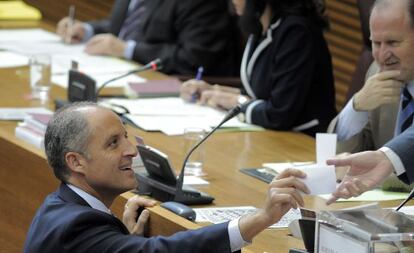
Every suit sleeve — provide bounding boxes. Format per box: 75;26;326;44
384;126;414;183
132;0;232;75
63;212;234;253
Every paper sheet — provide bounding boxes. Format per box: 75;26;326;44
0;52;28;68
106;98;259;135
194;206;301;228
0;107;53;120
0;29;60;42
318;189;409;202
183;176;209;185
296;165;337;195
316;133;337;165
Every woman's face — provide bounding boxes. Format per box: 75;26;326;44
232;0;246;16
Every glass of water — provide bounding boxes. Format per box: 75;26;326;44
30;54;51;102
183;127;206;176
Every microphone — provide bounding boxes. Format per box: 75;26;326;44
396;187;414;211
174;105;242;201
95;58;163;97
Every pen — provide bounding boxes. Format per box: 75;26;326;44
65;5;76;44
191;66;204;102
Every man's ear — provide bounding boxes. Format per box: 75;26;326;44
65;152;87;175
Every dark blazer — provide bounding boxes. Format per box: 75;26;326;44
23;184;234;253
240;16;336;136
385;126;414;184
89;0;239;76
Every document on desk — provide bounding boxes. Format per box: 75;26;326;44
0;52;29;68
105;98;262;135
194;206;301;228
0;29;60;43
0;107;53;121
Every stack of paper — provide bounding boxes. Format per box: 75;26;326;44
15;111;53;149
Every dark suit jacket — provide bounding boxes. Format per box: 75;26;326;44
240;15;336;136
385;126;414;184
89;0;239;76
23;184;234;253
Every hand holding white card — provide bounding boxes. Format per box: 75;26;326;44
297;165;336;195
316;133;337;165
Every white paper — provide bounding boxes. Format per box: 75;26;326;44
297;165;337;195
316;133;337;165
0;107;53;120
0;52;29;68
107;98;257;135
0;29;60;43
194;206;301;228
183;176;209;185
393;205;414;216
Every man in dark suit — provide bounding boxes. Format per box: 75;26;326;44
326;125;414;205
23;102;309;253
56;0;239;76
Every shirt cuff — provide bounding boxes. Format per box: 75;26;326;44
82;23;95;42
379;147;406;176
336;97;369;140
228;218;251;252
123;40;136;60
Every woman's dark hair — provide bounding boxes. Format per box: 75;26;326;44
239;0;329;36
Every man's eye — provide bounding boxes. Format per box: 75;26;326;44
110;138;118;147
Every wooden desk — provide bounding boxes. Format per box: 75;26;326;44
0;29;407;253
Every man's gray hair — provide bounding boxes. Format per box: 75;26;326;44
373;0;414;28
44;102;97;182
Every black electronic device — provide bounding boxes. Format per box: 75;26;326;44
136;144;214;205
68;69;97;102
136;105;243;205
160;201;196;221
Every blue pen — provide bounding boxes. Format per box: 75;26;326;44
191;66;204;102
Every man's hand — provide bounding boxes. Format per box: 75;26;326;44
334;152;351;182
56;17;86;44
180;79;212;102
353;70;403;111
238;169;309;242
326;150;394;205
122;196;156;236
85;34;126;57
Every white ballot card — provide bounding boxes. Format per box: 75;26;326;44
297;165;336;195
316;133;337;165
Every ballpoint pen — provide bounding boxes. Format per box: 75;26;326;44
191;66;203;102
65;5;76;44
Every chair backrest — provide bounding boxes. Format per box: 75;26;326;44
345;0;375;102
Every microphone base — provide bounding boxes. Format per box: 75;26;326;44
135;172;214;205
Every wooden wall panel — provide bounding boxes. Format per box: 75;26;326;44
23;0;114;23
325;0;362;110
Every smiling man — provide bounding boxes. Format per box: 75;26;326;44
23;102;309;253
328;0;414;156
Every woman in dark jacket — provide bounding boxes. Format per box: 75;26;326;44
181;0;336;136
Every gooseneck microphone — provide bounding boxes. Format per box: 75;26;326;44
95;58;163;97
174;105;242;200
396;187;414;211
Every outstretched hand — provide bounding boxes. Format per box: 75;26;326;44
326;150;394;205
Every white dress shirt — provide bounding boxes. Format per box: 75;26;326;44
66;184;249;252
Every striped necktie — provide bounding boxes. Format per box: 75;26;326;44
398;86;414;133
119;0;146;41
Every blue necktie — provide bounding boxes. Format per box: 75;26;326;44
398;86;414;133
119;0;146;41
